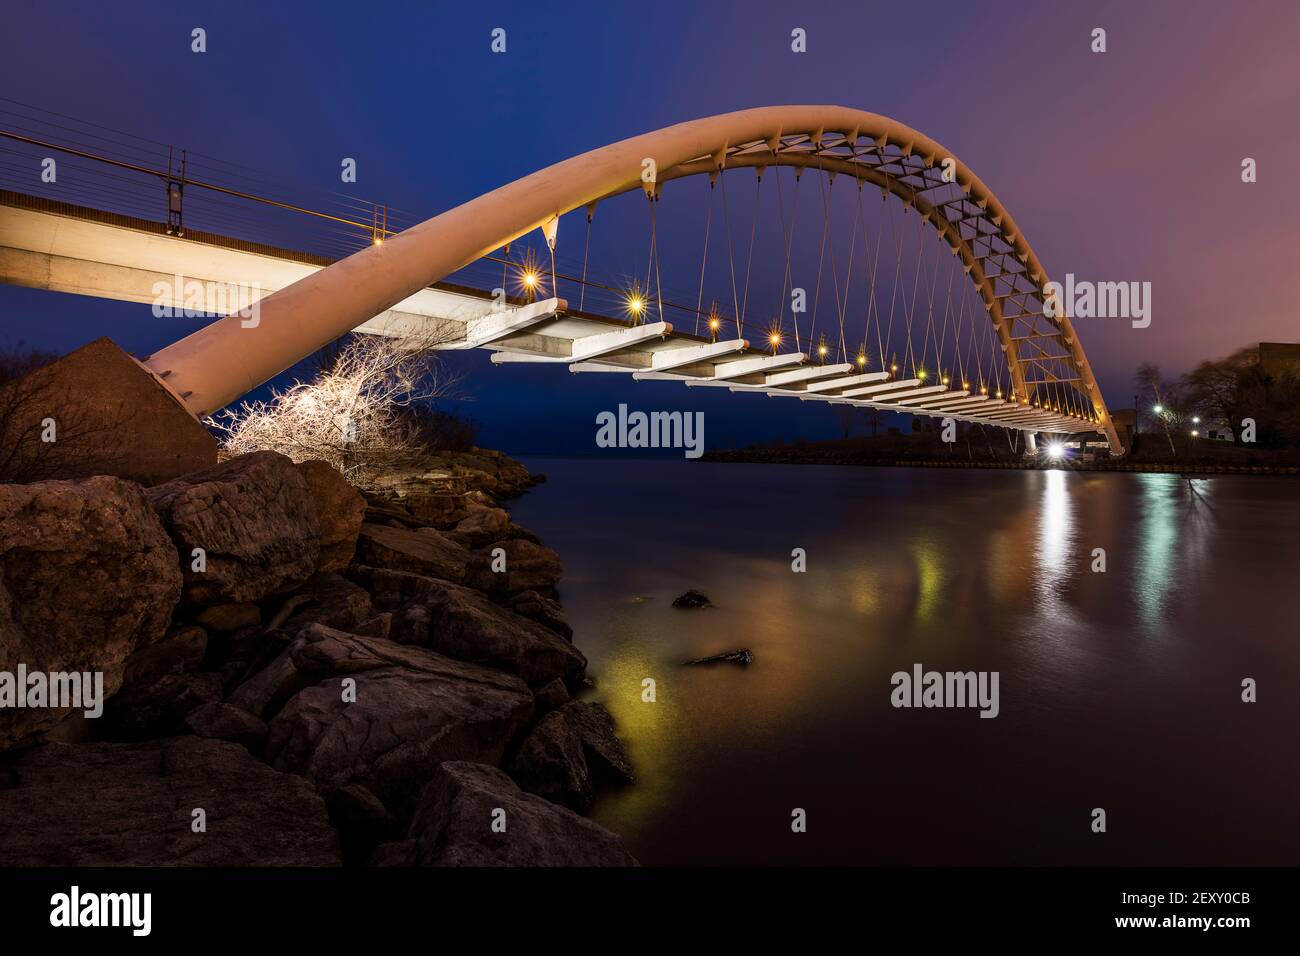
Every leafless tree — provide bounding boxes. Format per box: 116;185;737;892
210;328;465;487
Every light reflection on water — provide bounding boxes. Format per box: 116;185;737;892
512;459;1300;865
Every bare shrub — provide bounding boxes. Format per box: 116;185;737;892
209;329;465;486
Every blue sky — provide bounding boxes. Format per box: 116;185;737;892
2;0;1296;453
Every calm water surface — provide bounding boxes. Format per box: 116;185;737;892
511;459;1300;865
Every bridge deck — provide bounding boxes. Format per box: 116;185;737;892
0;191;1096;435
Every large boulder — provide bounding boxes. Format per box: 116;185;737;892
0;476;181;747
0;737;341;865
510;701;634;812
465;538;563;596
351;567;585;688
147;451;321;606
375;761;637;867
355;523;469;583
295;460;365;572
278;572;377;635
447;505;511;548
509;707;592;811
236;624;534;814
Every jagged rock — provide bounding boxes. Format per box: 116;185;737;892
0;737;340;865
100;671;223;741
240;624;533;813
400;489;498;529
511;701;633;811
389;761;637;866
448;506;511;548
183;700;268;751
354;568;585;688
355;523;469;582
0;476;181;747
327;783;401;866
559;701;635;784
295;460;365;572
672;589;713;608
465;538;564;596
279;572;376;635
508;590;573;639
148;451;320;605
684;648;753;665
510;708;592;811
195;602;261;632
124;625;208;686
533;678;570;714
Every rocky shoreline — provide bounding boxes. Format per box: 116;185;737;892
0;448;638;866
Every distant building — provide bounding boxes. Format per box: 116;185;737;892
1260;342;1300;378
1109;408;1137;449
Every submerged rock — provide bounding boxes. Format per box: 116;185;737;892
376;761;637;867
684;648;753;666
0;737;341;866
672;589;713;609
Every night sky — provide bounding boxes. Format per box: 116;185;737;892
1;0;1296;454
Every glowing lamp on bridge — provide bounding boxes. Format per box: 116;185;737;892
818;343;828;359
768;330;783;352
708;316;720;333
857;353;868;368
1046;442;1066;460
1153;404;1164;414
522;269;539;290
627;294;646;317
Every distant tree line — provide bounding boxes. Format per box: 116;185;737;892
1135;343;1300;451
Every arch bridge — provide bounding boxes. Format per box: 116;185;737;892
0;105;1123;454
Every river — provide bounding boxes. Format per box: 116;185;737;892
511;458;1300;865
